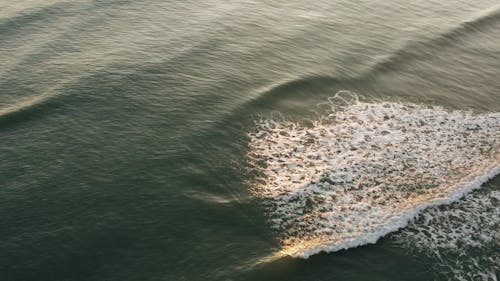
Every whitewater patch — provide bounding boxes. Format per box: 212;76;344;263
393;187;499;281
246;93;499;258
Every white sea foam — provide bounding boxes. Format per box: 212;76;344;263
394;189;499;281
246;92;499;258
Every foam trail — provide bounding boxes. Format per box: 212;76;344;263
393;188;499;280
247;92;499;258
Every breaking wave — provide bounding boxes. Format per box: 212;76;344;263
246;92;499;258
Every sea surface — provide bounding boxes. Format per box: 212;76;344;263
1;1;499;281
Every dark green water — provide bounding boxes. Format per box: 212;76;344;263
1;1;499;280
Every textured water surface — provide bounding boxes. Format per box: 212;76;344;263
1;1;499;281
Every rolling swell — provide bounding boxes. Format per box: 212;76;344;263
241;4;500;111
0;91;61;127
364;3;500;76
0;0;138;46
0;2;77;40
0;69;107;127
245;75;346;109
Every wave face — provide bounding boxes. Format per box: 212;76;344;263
246;93;499;258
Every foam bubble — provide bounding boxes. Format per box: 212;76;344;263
246;92;499;258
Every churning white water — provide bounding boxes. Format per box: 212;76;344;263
394;188;499;281
247;92;499;258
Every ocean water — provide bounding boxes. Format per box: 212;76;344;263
0;1;499;281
